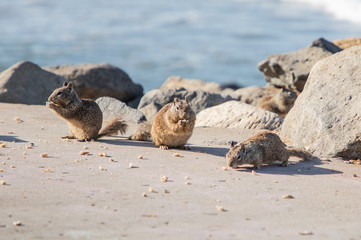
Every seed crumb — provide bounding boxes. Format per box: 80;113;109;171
0;169;3;172
13;117;23;123
164;189;170;194
184;176;190;180
129;163;135;168
282;194;295;199
138;155;143;159
40;153;48;158
216;205;225;212
98;152;107;157
10;165;15;168
1;144;6;148
79;151;90;155
109;158;115;162
142;193;147;197
185;182;191;185
26;145;33;149
251;170;256;175
99;166;105;171
1;180;6;185
148;187;154;193
173;153;180;157
298;231;313;236
161;176;168;182
12;221;22;226
222;167;228;171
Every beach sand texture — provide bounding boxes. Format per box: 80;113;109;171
0;103;361;239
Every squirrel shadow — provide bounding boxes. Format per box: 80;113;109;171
98;137;229;157
236;157;343;176
0;135;28;143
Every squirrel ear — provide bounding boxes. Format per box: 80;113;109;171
67;82;73;90
173;98;179;103
230;141;236;148
63;82;68;87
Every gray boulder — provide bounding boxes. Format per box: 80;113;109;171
96;97;146;124
280;46;361;158
44;63;143;103
161;75;223;92
258;38;342;91
138;88;234;122
195;101;283;131
0;61;65;104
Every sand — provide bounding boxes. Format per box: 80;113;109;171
0;103;360;240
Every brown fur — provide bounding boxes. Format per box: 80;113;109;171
226;131;312;169
46;82;127;141
130;98;196;150
257;88;298;118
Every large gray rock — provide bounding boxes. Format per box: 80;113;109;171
195;101;283;131
96;97;146;124
280;46;361;158
0;61;65;105
44;63;143;103
258;38;342;91
138;88;234;122
223;86;281;106
161;75;223;92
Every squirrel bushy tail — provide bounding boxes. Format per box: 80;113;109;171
287;148;313;160
97;117;128;139
128;121;152;141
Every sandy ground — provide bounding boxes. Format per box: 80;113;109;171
0;103;360;240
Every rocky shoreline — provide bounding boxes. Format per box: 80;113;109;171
1;37;360;159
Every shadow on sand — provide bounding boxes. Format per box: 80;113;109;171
0;135;28;143
235;157;342;176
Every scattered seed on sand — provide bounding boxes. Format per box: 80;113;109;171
12;221;22;226
161;176;168;183
10;165;15;168
13;117;23;123
251;170;256;175
185;182;191;185
353;174;358;177
79;151;90;155
282;194;295;199
41;168;50;173
99;166;105;171
129;163;135;168
148;187;154;193
298;231;313;236
138;155;143;159
173;153;180;157
109;158;115;162
1;144;6;148
7;132;14;135
184;176;190;180
1;180;6;185
216;205;225;212
98;152;107;157
0;169;3;172
26;145;33;149
40;153;48;158
164;189;170;194
142;193;147;197
222;167;228;171
244;217;251;221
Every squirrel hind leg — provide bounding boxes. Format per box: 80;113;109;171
62;135;76;139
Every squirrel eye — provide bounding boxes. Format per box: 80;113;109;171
57;91;62;96
176;106;180;111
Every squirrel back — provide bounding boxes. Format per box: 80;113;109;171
257;87;298;118
226;131;312;169
47;82;127;141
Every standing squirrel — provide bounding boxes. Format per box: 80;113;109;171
46;82;127;141
257;87;298;118
226;131;312;169
129;97;196;150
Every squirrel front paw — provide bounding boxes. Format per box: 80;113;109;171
179;119;189;126
46;101;53;108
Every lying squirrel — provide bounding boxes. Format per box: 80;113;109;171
129;97;196;150
226;131;312;169
257;87;298;118
46;82;127;141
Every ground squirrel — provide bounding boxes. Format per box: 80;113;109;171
46;82;127;141
129;97;196;150
257;87;298;118
226;130;312;169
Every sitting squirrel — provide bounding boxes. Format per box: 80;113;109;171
46;82;127;141
129;97;196;150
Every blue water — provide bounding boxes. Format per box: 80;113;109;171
0;0;360;92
